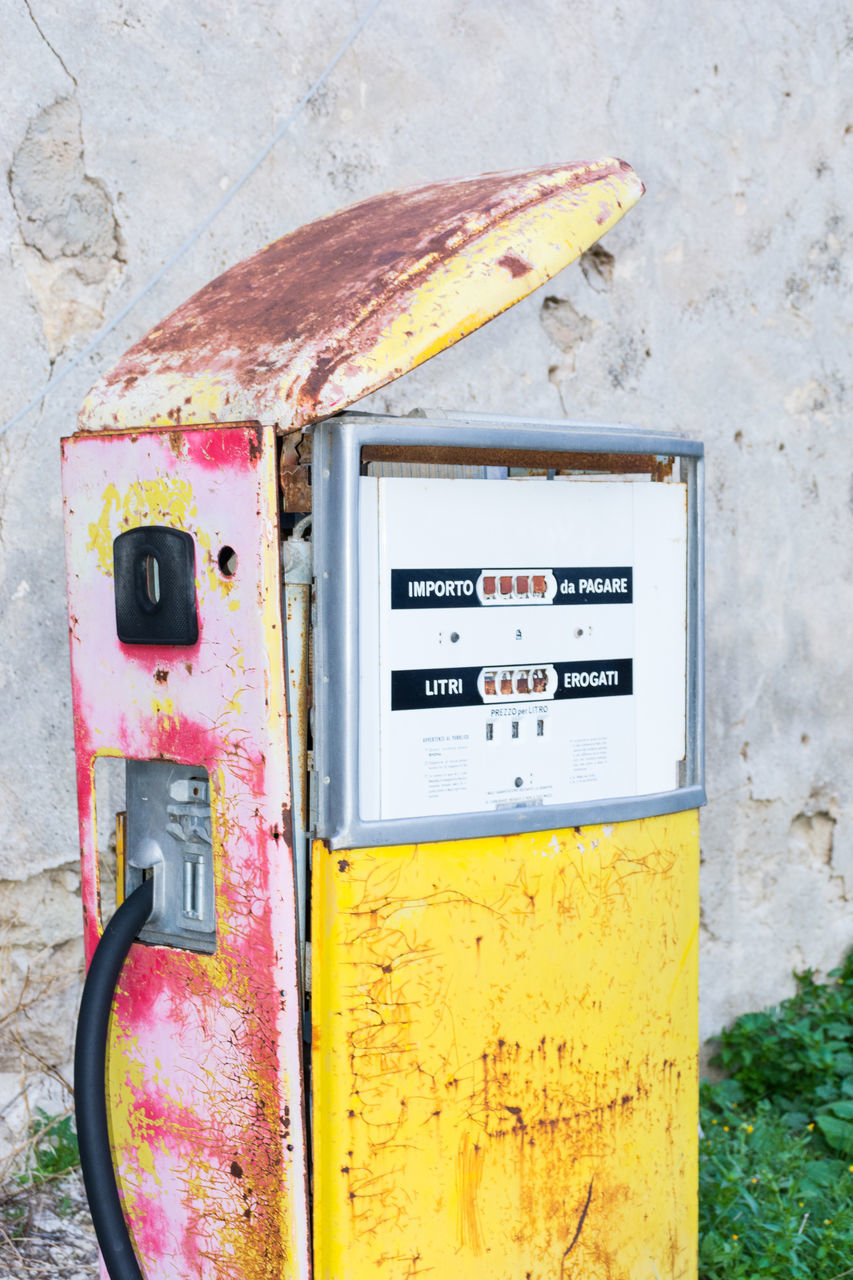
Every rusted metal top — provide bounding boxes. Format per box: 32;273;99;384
79;158;643;434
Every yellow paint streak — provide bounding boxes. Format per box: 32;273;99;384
88;748;137;929
83;469;239;615
151;694;179;737
106;1022;163;1231
222;689;244;718
87;483;121;575
252;434;307;1277
312;812;699;1280
456;1129;486;1255
86;476;198;576
81;373;234;432
115;811;126;908
306;172;641;421
203;763;240;974
195;526;238;603
669;919;700;1009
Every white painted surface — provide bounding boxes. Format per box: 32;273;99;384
358;475;686;819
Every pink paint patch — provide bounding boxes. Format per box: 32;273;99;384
183;424;263;473
130;1159;203;1278
119;636;203;669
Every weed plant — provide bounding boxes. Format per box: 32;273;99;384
700;949;853;1278
26;1109;80;1185
0;1109;80;1237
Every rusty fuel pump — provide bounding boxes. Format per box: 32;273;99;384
63;158;704;1279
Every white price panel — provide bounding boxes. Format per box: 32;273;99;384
358;477;686;822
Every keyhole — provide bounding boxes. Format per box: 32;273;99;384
143;553;161;605
218;545;238;577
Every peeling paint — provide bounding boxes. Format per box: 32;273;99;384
62;424;309;1280
312;814;698;1278
77;159;643;433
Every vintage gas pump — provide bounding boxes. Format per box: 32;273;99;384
62;159;703;1280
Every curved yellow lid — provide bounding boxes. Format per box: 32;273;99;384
79;158;643;433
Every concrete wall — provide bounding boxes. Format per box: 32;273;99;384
2;0;852;1154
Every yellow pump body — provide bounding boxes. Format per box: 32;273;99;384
312;815;699;1279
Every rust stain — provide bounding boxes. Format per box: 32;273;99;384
280;427;312;510
280;464;312;512
74;418;261;440
80;159;643;432
497;251;533;278
247;425;264;462
153;667;169;684
362;443;674;479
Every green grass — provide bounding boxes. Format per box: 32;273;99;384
700;950;853;1279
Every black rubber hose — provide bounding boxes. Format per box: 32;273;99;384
74;877;153;1280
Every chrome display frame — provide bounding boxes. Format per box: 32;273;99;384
312;411;705;850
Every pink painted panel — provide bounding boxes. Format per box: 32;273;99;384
62;423;310;1280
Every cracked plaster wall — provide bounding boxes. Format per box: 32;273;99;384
1;0;853;1150
9;97;124;357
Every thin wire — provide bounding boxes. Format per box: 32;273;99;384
1;0;383;438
